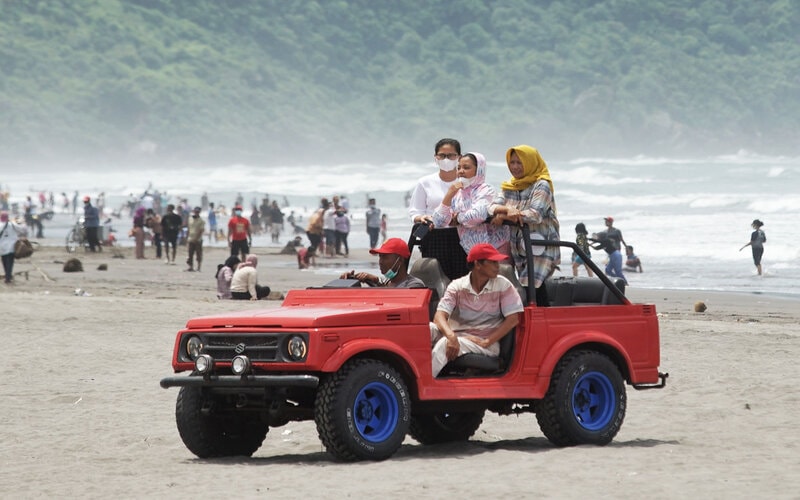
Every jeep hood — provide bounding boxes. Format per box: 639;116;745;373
185;288;431;329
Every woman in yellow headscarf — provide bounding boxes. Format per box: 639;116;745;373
489;145;560;305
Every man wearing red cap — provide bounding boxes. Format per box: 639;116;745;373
430;243;524;377
340;238;425;288
227;205;252;261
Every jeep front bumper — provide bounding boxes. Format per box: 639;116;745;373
159;373;320;389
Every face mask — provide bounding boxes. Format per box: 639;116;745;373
234;210;242;216
436;158;458;172
192;214;199;218
459;177;474;188
382;257;401;282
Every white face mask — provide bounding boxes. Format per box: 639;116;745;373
435;158;458;172
459;177;474;188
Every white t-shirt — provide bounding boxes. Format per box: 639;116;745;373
408;172;456;221
230;266;258;297
323;208;336;231
0;222;24;256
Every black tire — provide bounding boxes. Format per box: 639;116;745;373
315;359;410;461
536;350;626;447
409;410;485;445
175;386;269;458
66;229;79;253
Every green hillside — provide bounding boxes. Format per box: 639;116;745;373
1;0;799;166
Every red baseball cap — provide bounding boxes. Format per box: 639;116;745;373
467;243;506;263
369;238;410;258
604;216;614;222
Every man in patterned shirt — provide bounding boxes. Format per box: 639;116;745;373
430;243;524;377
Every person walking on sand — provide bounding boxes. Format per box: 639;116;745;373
228;205;252;261
365;198;382;249
207;202;217;243
740;219;766;275
145;209;162;259
0;211;27;284
572;222;594;277
132;206;147;259
83;196;101;252
186;207;205;272
161;204;183;264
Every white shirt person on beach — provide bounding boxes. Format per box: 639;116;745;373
408;138;461;225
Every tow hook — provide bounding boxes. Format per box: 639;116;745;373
633;372;669;390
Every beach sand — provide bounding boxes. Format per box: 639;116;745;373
1;244;798;498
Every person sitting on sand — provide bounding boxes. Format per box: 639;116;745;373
230;254;271;300
297;246;316;269
339;238;425;288
215;255;240;299
280;236;303;255
624;245;643;273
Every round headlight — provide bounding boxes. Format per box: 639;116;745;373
186;336;203;360
231;355;251;375
195;354;213;374
287;336;307;360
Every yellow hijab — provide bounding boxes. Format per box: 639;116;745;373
501;145;553;194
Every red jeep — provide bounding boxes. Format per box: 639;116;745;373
161;227;667;461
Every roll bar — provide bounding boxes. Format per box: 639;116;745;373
408;222;627;306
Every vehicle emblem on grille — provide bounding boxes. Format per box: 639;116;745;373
234;343;246;354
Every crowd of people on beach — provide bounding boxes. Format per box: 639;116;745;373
0;147;772;379
1;146;769;301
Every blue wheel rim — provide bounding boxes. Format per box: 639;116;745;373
353;381;399;443
571;371;616;431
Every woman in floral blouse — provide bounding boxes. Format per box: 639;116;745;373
432;152;509;259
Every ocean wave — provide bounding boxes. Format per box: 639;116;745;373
569;150;800;167
557;189;747;209
555;166;653;186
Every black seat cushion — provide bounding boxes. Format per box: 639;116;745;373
439;327;516;377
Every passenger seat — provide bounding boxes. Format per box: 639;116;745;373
409;258;451;320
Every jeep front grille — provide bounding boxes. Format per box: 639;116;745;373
205;335;280;361
180;332;308;363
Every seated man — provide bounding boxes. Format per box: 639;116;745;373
340;238;425;288
430;243;524;377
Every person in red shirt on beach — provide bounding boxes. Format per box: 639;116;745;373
297;246;316;269
227;205;252;261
